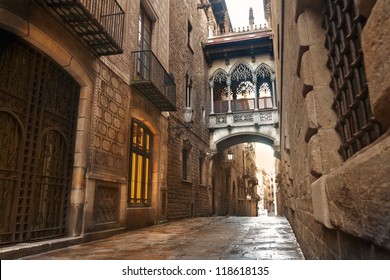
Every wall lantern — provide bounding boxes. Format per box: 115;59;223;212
169;107;193;137
183;107;193;124
227;150;233;161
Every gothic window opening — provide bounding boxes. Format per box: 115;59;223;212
259;82;271;97
323;0;382;160
237;81;255;98
230;63;255;112
129;119;153;206
258;82;273;109
233;81;255;111
256;64;273;109
231;63;253;81
211;69;229;113
221;86;233;99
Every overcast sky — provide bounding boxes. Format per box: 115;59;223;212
255;143;275;173
225;0;267;29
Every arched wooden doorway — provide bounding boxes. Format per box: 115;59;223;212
0;29;80;245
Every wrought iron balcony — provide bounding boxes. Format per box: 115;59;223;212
131;50;176;111
41;0;124;56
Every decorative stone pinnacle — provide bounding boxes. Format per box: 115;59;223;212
249;7;254;29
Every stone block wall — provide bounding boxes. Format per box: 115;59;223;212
272;0;390;259
9;0;172;236
90;64;129;179
83;0;172;233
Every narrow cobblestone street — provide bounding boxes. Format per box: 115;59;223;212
21;214;304;260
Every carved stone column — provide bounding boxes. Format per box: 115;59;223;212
227;75;232;113
210;80;214;114
252;74;258;110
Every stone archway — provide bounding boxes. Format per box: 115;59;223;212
0;10;94;238
0;29;81;244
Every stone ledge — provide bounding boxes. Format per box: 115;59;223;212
0;236;84;260
325;132;390;250
311;175;334;229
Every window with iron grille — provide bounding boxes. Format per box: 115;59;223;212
323;0;382;160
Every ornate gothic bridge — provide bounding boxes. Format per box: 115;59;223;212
206;61;280;154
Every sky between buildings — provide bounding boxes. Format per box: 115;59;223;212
255;143;275;174
225;0;267;29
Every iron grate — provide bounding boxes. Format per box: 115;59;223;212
323;0;382;160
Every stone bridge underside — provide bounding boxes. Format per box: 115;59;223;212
209;109;280;153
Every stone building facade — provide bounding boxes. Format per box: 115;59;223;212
240;143;259;216
271;0;390;259
165;0;214;221
0;0;228;258
0;0;172;256
6;0;389;261
259;168;275;214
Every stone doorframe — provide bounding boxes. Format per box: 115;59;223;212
0;7;94;237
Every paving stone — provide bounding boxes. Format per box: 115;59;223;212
21;215;304;260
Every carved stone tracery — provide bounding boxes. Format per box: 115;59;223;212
231;63;253;81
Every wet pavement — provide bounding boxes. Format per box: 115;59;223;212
21;214;304;260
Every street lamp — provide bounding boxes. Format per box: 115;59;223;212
183;107;193;124
222;149;233;169
169;107;193;137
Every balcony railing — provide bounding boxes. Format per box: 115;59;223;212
41;0;124;56
214;97;273;113
131;50;176;111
